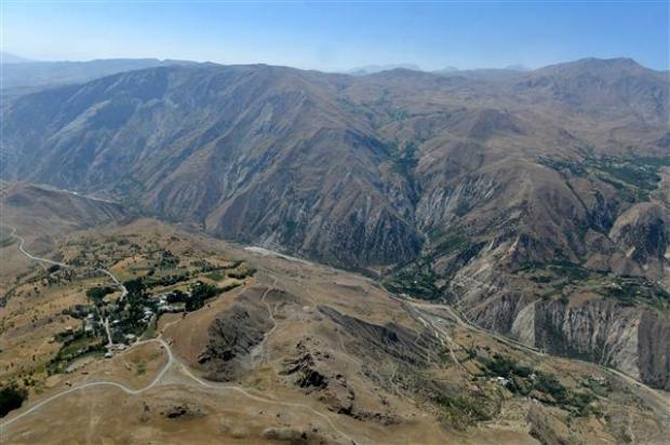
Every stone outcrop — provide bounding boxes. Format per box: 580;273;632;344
197;302;273;381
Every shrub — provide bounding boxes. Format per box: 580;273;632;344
185;281;221;311
86;286;115;303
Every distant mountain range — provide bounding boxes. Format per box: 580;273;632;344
0;52;531;89
345;63;531;79
1;56;669;389
0;53;195;90
0;51;34;64
433;65;530;79
344;63;422;75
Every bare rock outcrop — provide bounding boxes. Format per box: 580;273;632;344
197;301;273;381
637;310;670;389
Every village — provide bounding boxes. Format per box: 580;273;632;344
48;248;254;374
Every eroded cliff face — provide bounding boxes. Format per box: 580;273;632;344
638;310;670;390
607;202;670;281
466;291;670;390
197;301;273;381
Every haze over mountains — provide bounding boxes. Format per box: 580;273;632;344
0;52;33;64
1;55;669;391
0;51;528;89
0;53;194;91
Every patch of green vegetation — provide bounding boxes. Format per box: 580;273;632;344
385;227;489;301
193;259;243;273
478;354;596;416
205;271;225;281
163;281;240;312
432;232;469;257
63;304;94;320
384;257;439;299
157;249;179;269
227;266;256;280
47;334;105;375
388;108;409;122
390;142;418;178
185;281;222;311
479;354;533;379
437;348;454;365
141;316;158;340
594;158;664;194
0;237;16;248
540;155;670;203
546;262;590;282
453;201;471;217
529;274;553;284
537;157;588;177
0;384;28;417
597;276;670;310
517;261;594;295
123;277;146;298
86;286;116;304
581;376;611;397
401;368;500;430
145;272;191;288
58;336;97;357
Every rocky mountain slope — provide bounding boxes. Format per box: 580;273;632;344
1;58;669;388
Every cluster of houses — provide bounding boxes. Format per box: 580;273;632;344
154;292;182;314
103;292;183;358
58;286;192;362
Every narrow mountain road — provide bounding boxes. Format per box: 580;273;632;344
3;225;68;268
97;268;128;302
392;295;545;357
102;318;114;347
250;277;279;366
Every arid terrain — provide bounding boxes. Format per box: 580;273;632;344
0;187;668;444
2;0;669;441
2;57;669;394
0;45;669;445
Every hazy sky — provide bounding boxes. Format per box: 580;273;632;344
2;1;668;71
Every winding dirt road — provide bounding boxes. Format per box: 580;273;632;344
0;228;357;444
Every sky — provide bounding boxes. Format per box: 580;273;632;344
1;1;668;71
